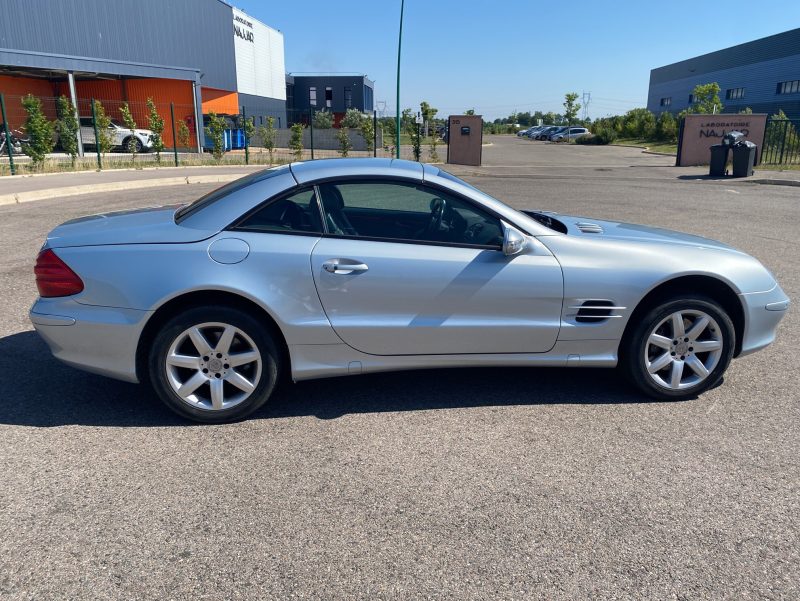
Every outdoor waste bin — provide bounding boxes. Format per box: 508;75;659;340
709;144;729;176
732;140;757;177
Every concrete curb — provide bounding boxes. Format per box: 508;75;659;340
0;173;247;206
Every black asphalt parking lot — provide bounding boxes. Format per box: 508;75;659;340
1;137;797;599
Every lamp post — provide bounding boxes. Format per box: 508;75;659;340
395;0;405;159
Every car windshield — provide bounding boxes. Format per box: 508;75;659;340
434;167;564;233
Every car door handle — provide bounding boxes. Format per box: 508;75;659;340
322;260;369;274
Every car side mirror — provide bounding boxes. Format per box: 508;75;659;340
502;222;528;256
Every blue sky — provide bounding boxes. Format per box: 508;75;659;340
231;0;800;120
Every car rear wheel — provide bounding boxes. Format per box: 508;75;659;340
123;137;143;153
623;296;734;400
148;306;280;422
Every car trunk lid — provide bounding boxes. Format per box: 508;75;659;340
45;205;218;249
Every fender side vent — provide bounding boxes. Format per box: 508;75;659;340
576;222;604;234
571;300;625;323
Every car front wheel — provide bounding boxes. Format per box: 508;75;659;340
148;306;281;422
623;296;735;400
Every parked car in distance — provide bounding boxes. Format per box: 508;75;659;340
535;126;560;140
545;126;569;141
551;127;591;142
31;158;790;423
524;126;546;138
79;118;154;152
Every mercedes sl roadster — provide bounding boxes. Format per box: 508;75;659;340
31;159;789;422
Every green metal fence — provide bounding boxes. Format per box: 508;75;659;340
761;118;800;166
0;92;432;176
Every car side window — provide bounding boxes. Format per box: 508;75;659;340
235;188;323;234
317;181;504;247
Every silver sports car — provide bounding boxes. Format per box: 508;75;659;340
31;159;790;422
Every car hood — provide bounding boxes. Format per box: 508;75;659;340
551;213;744;254
45;205;218;248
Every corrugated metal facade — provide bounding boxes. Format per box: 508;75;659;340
0;0;236;90
647;28;800;118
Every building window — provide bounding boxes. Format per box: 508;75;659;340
660;97;671;107
309;86;317;106
777;80;800;95
325;87;332;108
725;87;745;100
688;94;695;104
344;87;352;109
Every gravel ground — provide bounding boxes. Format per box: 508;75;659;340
0;138;797;599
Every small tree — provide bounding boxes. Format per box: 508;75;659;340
205;112;227;161
239;114;255;147
312;109;333;129
289;122;304;160
119;102;138;161
259;116;276;164
20;95;55;170
406;118;422;161
360;114;375;153
380;119;397;150
688;82;723;114
177;120;191;149
146;98;165;164
420;100;438;138
341;108;364;129
464;108;475;115
337;125;352;157
55;95;79;168
91;101;114;157
563;92;581;140
738;107;753;114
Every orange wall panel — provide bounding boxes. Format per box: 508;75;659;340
201;87;239;115
0;75;56;98
0;75;59;128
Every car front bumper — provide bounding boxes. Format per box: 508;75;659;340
30;298;151;383
738;283;791;356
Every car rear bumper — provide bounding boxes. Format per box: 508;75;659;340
738;283;791;356
30;298;151;383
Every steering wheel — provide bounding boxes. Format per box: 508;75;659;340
425;197;448;236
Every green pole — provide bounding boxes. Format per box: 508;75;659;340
395;0;404;159
309;109;314;160
242;105;249;165
0;94;16;175
90;98;102;170
170;102;179;167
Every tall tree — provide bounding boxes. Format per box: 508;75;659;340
21;94;55;169
563;93;581;126
55;95;79;168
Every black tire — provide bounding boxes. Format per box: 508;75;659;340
622;295;735;400
148;306;281;423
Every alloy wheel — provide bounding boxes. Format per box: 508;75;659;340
644;309;723;390
164;322;262;411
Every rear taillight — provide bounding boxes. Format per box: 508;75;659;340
34;249;84;297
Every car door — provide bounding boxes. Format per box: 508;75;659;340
310;180;563;356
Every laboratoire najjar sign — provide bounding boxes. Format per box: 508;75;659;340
677;113;767;166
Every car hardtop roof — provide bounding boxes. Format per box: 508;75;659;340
289;157;425;185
